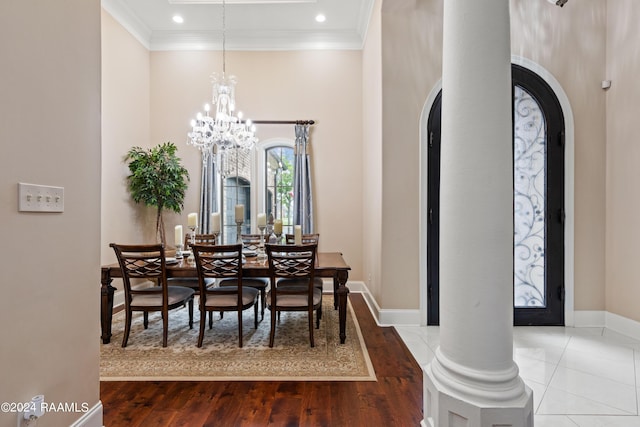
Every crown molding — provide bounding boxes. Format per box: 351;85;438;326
102;0;369;51
149;29;364;51
101;0;152;50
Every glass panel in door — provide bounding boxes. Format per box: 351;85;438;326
513;86;546;308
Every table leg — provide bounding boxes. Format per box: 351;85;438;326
336;270;350;344
101;269;116;344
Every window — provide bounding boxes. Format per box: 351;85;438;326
264;145;295;235
220;147;252;243
216;139;294;244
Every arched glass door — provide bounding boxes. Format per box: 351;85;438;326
427;64;565;326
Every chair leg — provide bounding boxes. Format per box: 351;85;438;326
260;289;266;321
209;311;213;329
122;310;132;348
316;307;321;329
188;298;194;329
197;309;207;347
308;308;315;348
162;309;169;348
254;303;258;329
237;309;243;348
143;311;149;329
269;308;277;348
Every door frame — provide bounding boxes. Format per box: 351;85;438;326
418;56;576;327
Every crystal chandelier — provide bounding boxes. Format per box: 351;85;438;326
187;0;257;155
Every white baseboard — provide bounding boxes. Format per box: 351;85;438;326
70;401;103;427
606;311;640;342
573;310;606;327
357;282;421;326
560;309;640;342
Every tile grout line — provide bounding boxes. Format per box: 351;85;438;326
533;333;572;415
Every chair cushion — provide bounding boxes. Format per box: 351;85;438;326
219;278;269;289
204;286;259;309
130;286;194;307
267;288;322;308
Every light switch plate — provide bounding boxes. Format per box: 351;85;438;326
18;183;64;212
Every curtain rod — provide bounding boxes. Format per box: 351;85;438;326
252;120;315;125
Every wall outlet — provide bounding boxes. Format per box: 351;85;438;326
18;183;64;212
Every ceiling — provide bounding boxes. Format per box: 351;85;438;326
102;0;376;51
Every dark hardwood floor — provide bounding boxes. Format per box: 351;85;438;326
101;293;424;426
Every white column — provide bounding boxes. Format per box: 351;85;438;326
423;1;533;426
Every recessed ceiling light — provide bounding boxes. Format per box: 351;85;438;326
315;14;326;23
173;15;184;24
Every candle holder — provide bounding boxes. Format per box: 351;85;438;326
175;243;184;260
188;225;198;249
266;224;277;244
212;230;220;245
257;225;267;263
235;220;243;245
274;232;282;244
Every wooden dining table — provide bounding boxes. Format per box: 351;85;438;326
100;252;351;345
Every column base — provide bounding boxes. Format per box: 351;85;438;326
422;352;533;427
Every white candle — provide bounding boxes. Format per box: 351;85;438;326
257;213;267;227
174;225;183;247
211;212;221;233
294;225;302;245
235;204;244;223
187;212;198;227
273;219;283;234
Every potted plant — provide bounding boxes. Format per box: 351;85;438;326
125;142;190;246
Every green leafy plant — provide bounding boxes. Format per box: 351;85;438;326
125;142;190;246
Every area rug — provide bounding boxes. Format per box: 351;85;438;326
100;297;376;381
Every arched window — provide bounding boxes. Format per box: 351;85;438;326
261;142;295;235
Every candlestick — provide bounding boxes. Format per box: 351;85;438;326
187;212;198;227
257;213;266;228
211;212;221;234
257;224;267;263
174;225;183;247
188;224;198;249
174;225;184;259
235;204;244;224
294;225;302;245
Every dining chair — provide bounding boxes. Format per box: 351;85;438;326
191;243;259;348
265;243;321;348
218;233;269;320
284;233;320;245
167;233;218;293
279;233;323;292
110;243;195;348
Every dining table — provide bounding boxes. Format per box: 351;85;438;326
100;251;351;345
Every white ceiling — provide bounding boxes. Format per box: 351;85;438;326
102;0;376;51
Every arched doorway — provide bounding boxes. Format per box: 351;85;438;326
426;63;566;326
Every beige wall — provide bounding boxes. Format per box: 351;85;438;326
149;50;364;280
511;0;607;312
101;10;152;266
378;0;443;309
605;0;640;322
0;1;102;426
376;0;607;311
362;0;384;302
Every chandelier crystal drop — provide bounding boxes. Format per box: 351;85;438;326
187;0;257;156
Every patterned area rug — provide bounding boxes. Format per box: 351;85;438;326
100;297;376;381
